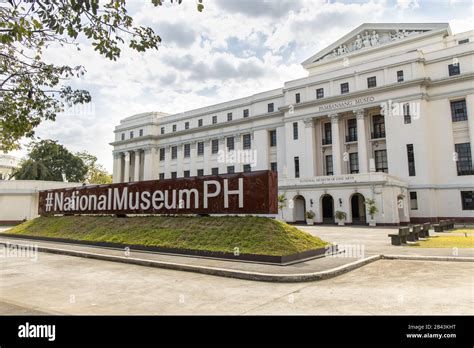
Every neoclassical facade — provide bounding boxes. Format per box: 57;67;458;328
111;23;474;224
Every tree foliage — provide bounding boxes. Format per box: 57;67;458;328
0;0;204;151
76;150;112;184
13;139;87;182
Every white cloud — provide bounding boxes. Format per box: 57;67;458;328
7;0;471;173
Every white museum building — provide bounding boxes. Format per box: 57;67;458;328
111;23;474;225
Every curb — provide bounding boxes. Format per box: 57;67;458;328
381;254;474;262
1;240;473;283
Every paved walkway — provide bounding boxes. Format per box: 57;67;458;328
0;225;472;281
0;252;472;315
299;225;474;257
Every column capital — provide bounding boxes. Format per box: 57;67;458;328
304;117;314;128
329;113;339;124
124;151;130;161
234;134;242;142
354;108;365;120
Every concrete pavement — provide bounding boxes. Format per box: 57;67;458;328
0;252;472;315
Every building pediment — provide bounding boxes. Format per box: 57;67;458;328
302;23;450;67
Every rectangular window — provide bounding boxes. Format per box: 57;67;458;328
293;122;298;140
294;157;300;178
243;164;251;172
184;144;190;158
130;131;134;139
172;124;177;132
159;148;165;161
451;99;467;122
211;167;219;175
372;115;386;139
227;166;235;174
197;142;204;156
197;169;204;176
212;115;217;124
160;127;165;135
403;103;411;124
139;129;143;137
397;70;404;82
243;134;251;149
121;133;125;141
183;170;190;178
227;137;234;150
409;191;418;210
407;144;416;176
461;191;474;210
159;173;165;180
374;150;388;173
367;76;377;88
198;119;203;127
325;155;333;176
268;103;274;113
323;123;332;145
271;162;277;172
347;119;357;142
185;122;189;130
455;143;473;175
212;139;219;154
171;146;177;159
227;112;233;121
270;130;277;147
295;93;301;104
458;38;469;44
349;153;359;174
448;63;460;76
243;109;249;118
316;88;324;99
340;82;349;94
171;172;177;179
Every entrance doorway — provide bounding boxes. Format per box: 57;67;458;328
294;195;306;223
351;193;366;224
321;194;334;224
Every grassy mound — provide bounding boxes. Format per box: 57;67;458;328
5;216;328;256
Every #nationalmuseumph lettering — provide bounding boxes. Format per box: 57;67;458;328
38;170;277;215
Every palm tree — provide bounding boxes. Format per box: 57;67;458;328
12;159;51;180
277;194;287;220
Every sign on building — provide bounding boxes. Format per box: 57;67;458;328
38;170;278;215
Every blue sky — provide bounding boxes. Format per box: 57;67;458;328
9;0;474;172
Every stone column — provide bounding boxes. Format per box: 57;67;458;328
330;113;342;175
234;134;242;173
304;117;316;177
177;144;184;177
164;146;170;179
355;108;368;173
123;151;130;183
143;147;157;181
254;129;269;171
203;140;210;175
189;141;197;176
218;137;226;174
134;150;141;182
466;95;474;165
113;152;122;183
276;126;286;176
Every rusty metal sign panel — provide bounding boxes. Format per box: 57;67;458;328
38;170;278;215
